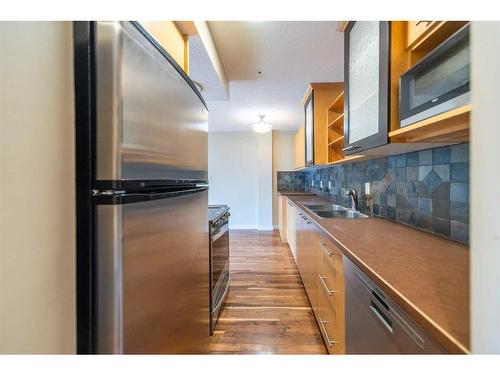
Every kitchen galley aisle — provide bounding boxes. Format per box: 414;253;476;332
209;230;326;354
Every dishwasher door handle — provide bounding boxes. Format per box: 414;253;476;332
369;301;393;334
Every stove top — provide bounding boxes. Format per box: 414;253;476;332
208;205;230;224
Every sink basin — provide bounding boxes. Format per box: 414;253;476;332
318;210;368;219
303;203;368;219
304;204;347;211
313;210;369;219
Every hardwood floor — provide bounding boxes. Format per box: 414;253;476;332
209;230;327;354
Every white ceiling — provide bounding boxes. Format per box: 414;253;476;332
189;35;227;101
206;21;344;132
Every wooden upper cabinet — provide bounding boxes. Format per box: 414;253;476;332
140;21;189;73
338;20;470;155
343;22;390;156
302;83;344;165
294;126;305;169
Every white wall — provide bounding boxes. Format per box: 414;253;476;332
471;21;500;354
208;131;273;229
272;131;295;226
257;132;273;230
0;22;76;353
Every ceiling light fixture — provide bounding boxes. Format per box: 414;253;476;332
251;115;272;133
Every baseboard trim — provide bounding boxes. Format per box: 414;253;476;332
228;224;257;230
228;225;275;231
257;225;274;231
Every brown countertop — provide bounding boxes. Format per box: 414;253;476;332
285;194;470;354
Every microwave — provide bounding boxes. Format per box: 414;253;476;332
399;24;470;127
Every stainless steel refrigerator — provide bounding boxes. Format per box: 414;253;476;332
74;21;209;354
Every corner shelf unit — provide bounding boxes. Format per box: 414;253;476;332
327;91;346;163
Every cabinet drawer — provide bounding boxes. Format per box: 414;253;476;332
318;238;343;277
317;281;344;354
318;257;342;309
316;236;345;354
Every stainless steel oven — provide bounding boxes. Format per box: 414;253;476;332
208;205;230;334
400;24;470;127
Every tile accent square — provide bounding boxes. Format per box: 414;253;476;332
451;143;469;163
451;162;469;182
419;149;433;165
450;183;469;203
433;147;451;164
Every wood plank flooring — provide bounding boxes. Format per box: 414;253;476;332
209;230;327;354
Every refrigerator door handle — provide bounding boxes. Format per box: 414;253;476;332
94;186;208;205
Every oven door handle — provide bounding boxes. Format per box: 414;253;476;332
212;273;230;314
212;223;229;241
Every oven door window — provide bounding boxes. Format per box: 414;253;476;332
212;224;229;289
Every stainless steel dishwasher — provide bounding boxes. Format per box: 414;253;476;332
343;256;446;354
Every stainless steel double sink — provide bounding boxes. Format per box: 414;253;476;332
304;204;369;219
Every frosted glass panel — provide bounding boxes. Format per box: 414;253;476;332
348;21;379;144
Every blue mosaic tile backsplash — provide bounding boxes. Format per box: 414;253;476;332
277;143;469;245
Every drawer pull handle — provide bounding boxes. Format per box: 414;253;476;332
319;274;335;296
319;241;333;257
318;318;338;348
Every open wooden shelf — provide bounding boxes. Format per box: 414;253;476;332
328;135;344;146
328;113;344;129
328;154;367;165
389;105;471;143
326;90;346;164
407;21;468;52
328;91;344;113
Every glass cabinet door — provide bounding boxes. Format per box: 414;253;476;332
344;21;390;155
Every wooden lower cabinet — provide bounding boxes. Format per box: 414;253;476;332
286;199;297;261
277;194;287;243
295;211;346;354
317;236;345;354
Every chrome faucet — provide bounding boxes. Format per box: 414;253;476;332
343;186;358;211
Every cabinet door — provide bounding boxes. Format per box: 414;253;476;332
305;223;320;316
278;195;286;243
286;201;297;260
296;211;307;276
294;126;305;169
304;93;314;166
343;21;390;155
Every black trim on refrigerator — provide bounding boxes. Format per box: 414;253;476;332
343;21;390;155
93;186;209;205
94;179;208;191
74;21;97;354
